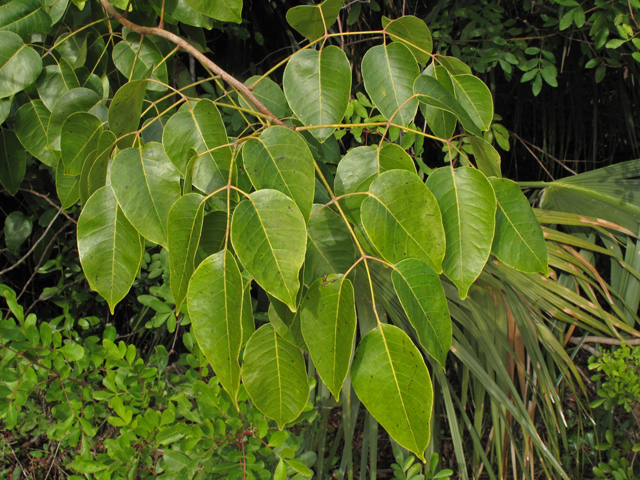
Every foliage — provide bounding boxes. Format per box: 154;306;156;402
1;1;640;480
0;284;318;480
590;342;640;413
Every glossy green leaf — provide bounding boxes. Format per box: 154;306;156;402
53;31;86;69
268;294;307;351
361;169;446;273
391;258;451;367
0;129;25;196
413;75;481;137
286;0;342;41
60;112;102;176
150;0;214;29
55;161;79;209
300;274;356;399
382;16;432;65
420;64;457;139
304;205;356;287
163;99;232;195
283;46;351;142
351;324;432;461
426;167;496;298
0;96;11;125
468;135;501;178
108;80;147;149
450;74;493;132
362;43;419;127
231;190;307;311
242;324;309;429
4;211;31;254
81;130;115;205
490;177;548;275
36;61;80;111
48;0;69;25
243;126;315;222
47;87;105;150
14;100;58;167
77;185;143;313
188;249;243;403
184;0;242;24
334;143;416;224
197;211;227;260
169;193;205;311
240;76;291;119
436;56;472;75
0;0;51;39
113;34;168;91
110;143;181;248
0;31;42;99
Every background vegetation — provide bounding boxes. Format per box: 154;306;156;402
1;0;640;479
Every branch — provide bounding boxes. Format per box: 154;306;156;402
569;336;640;347
98;0;286;126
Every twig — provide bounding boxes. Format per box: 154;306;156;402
24;277;84;316
98;0;285;126
18;189;77;224
0;210;63;277
17;221;74;300
569;336;640;346
509;131;577;176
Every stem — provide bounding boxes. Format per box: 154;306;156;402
98;0;286;126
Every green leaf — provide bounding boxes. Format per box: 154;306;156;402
4;211;31;253
54;31;86;69
36;61;80;111
243;126;315;222
163;99;232;195
286;459;313;476
351;324;432;461
286;0;342;41
413;75;481;137
361;169;446;273
0;128;26;196
112;33;168;91
240;76;291;118
231;189;307;311
241;273;254;346
184;0;242;23
169;193;205;311
437;56;472;75
110;142;181;248
468;135;501;177
420;65;457;139
242;324;309;429
55;161;79;209
391;258;451;367
300;274;356;399
426;167;496;299
77;186;143;313
59;342;84;361
274;459;286;480
334;143;416;224
304;205;356;287
283;46;351;142
108;79;147;149
450;74;493;131
14;100;58;167
382;15;433;65
60;112;102;176
150;0;214;29
188;250;243;403
0;0;51;40
0;31;42;99
362;43;419;127
489;177;548;275
47;87;105;150
80;130;116;205
268;294;307;351
197;211;227;260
